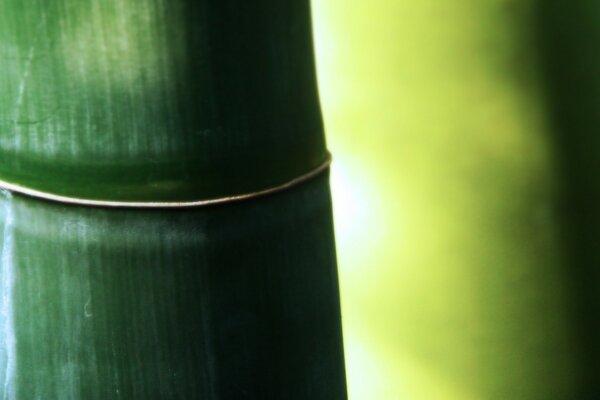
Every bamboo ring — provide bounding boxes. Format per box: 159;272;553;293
0;154;332;209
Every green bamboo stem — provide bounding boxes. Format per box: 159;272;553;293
0;173;346;399
0;0;328;202
0;0;347;398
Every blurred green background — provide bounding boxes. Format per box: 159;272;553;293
312;1;596;398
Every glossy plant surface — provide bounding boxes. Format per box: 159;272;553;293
0;1;346;398
0;0;327;202
0;173;347;399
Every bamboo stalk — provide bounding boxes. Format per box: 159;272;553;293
0;0;328;202
0;1;346;398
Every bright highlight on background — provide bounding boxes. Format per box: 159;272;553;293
312;1;577;399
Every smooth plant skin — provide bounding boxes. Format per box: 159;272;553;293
0;174;347;399
0;0;328;202
0;0;347;398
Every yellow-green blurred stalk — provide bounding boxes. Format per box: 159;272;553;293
313;0;595;398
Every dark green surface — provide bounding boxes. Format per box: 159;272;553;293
0;0;327;201
536;1;600;396
0;173;347;399
0;1;346;397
